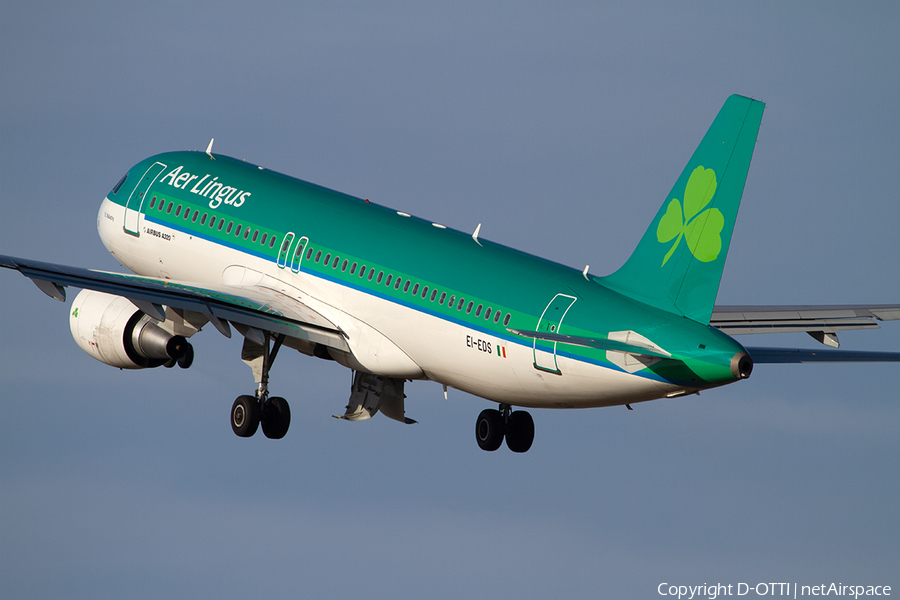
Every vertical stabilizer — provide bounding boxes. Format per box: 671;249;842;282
599;95;764;325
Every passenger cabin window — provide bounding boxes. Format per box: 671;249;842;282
412;283;419;295
252;230;258;242
149;197;156;209
484;307;491;320
260;233;267;245
269;236;277;248
503;314;510;326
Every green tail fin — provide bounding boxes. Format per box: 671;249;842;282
599;94;764;325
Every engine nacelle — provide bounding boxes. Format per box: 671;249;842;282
69;290;192;369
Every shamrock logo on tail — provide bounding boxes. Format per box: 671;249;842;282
656;165;723;266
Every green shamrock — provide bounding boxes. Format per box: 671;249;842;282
656;165;724;266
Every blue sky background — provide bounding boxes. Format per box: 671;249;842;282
1;3;899;599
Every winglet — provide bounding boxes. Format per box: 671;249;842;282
206;138;215;160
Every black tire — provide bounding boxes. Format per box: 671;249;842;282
262;396;291;440
231;395;260;438
505;410;534;453
475;409;504;451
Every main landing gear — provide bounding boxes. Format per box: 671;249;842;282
231;332;291;439
475;404;534;453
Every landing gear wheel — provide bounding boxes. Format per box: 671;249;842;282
475;409;504;451
231;395;260;438
505;410;534;453
262;396;291;439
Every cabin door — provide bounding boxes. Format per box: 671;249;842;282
124;162;167;236
276;232;296;269
532;293;577;374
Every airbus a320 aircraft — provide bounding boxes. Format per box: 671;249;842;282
4;95;900;453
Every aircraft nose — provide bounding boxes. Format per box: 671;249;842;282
731;351;753;379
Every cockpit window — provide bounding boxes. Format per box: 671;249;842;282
111;174;128;195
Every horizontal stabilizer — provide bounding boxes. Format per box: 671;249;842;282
712;305;900;339
748;346;900;364
508;328;671;359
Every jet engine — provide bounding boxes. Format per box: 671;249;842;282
69;289;193;369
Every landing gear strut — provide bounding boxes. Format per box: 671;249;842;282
231;332;291;439
475;404;534;453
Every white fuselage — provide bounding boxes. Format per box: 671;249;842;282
98;196;683;409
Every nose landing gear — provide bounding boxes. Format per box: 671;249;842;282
475;404;534;453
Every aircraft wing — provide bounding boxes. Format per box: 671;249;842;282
0;254;349;352
711;304;900;348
